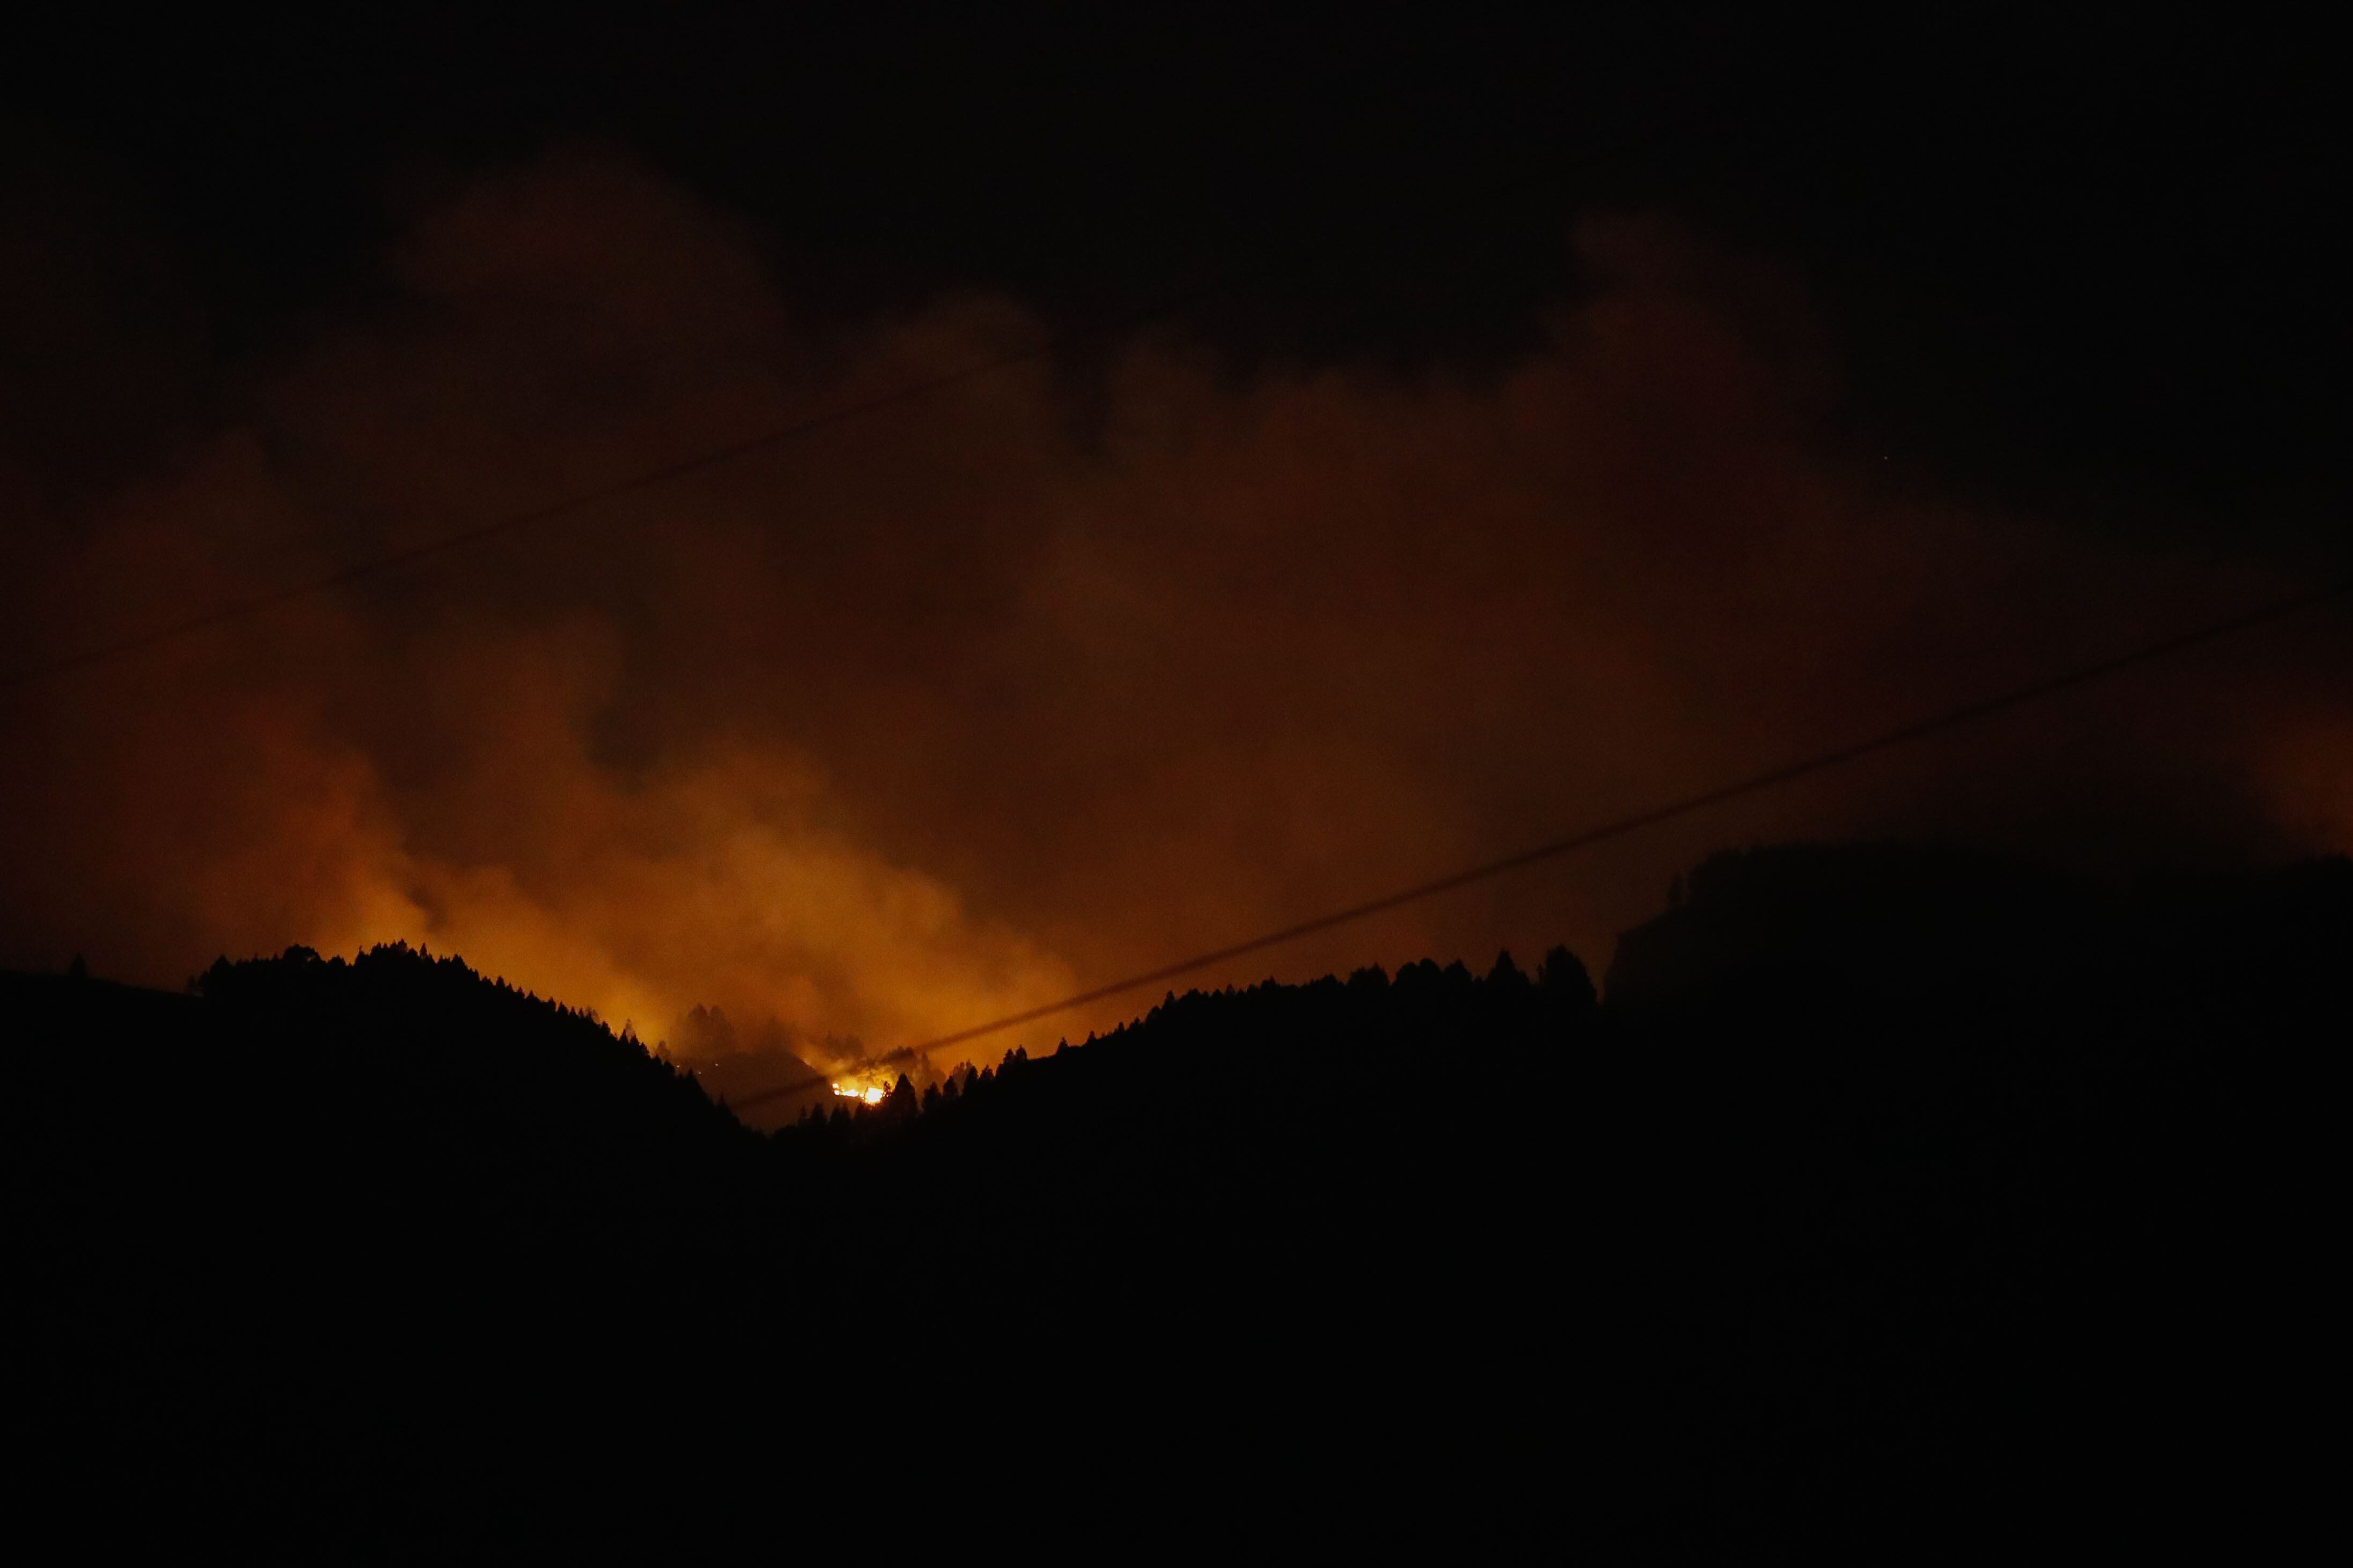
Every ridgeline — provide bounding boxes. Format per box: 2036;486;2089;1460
5;844;2344;1551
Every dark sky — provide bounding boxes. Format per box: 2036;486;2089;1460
3;7;2346;1059
12;9;2344;525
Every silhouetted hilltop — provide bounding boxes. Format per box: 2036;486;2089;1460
4;943;756;1542
748;850;2347;1550
5;850;2345;1551
9;942;745;1179
1605;841;2090;1013
10;943;755;1336
1610;839;2353;1009
1599;841;2350;1125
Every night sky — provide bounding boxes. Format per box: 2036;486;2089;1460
4;8;2345;1066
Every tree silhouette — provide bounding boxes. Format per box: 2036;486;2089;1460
6;845;2344;1555
1536;943;1597;1017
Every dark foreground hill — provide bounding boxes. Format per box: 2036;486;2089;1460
4;846;2346;1552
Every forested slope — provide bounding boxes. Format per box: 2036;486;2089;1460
5;847;2343;1551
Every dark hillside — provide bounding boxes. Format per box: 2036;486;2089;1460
4;946;754;1542
4;852;2345;1551
1605;841;2096;1015
756;849;2347;1549
1584;847;2347;1546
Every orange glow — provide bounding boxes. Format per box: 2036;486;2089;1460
2;157;2343;1053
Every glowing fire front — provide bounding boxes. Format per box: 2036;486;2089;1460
828;1061;923;1106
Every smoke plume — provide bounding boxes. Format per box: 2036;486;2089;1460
4;152;2345;1074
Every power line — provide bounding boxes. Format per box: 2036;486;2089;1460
0;274;1256;696
0;157;1655;698
730;573;2353;1112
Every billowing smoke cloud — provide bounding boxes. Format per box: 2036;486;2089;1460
4;152;2347;1076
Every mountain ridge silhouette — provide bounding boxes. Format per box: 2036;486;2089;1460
4;843;2343;1551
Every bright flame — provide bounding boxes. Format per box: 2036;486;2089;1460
831;1082;886;1105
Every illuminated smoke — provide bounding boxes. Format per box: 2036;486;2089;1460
2;152;2344;1067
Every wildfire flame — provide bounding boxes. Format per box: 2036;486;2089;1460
831;1080;887;1105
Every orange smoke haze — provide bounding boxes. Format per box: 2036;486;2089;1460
4;153;2348;1074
